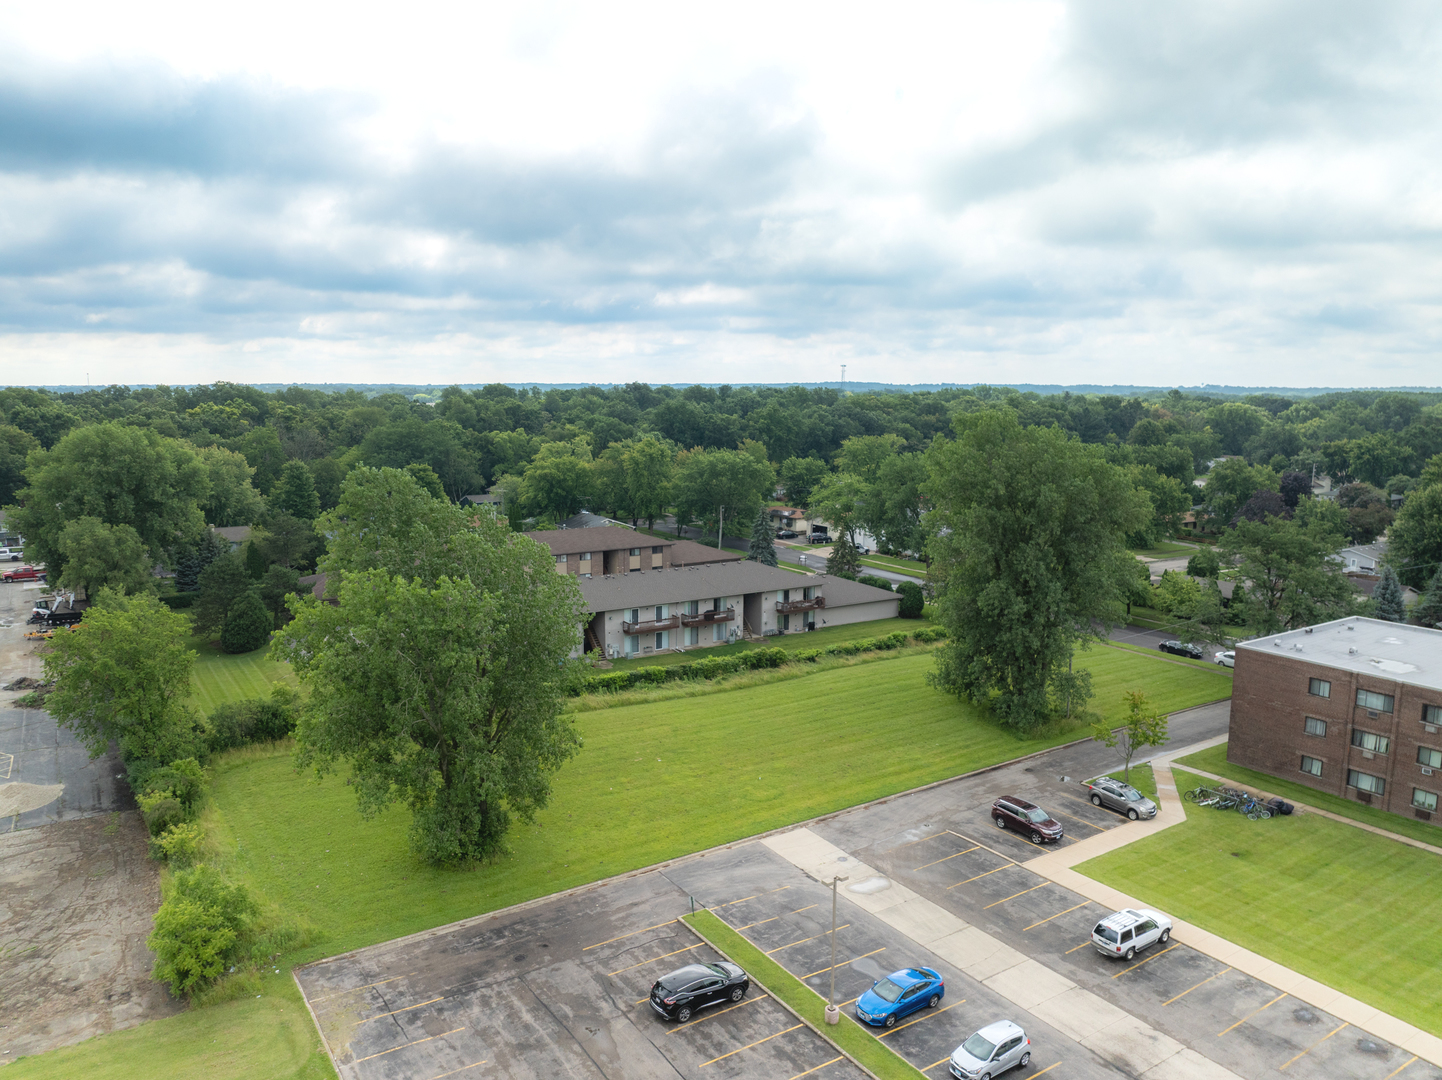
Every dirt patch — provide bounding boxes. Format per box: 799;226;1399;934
0;812;184;1062
0;782;64;818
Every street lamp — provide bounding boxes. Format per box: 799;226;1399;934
717;505;725;550
825;874;848;1024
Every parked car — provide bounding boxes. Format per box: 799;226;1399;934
1084;776;1157;820
990;796;1064;844
855;966;944;1028
1157;640;1204;659
0;548;21;562
1091;907;1172;960
2;565;43;583
1214;650;1235;668
776;529;799;539
948;1020;1031;1079
649;962;749;1022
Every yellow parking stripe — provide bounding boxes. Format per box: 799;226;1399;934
425;1063;487;1080
357;996;444;1024
984;882;1050;909
583;919;677;951
738;904;817;931
1381;1055;1419;1080
914;845;980;871
1218;992;1288;1036
1065;940;1092;954
1030;1063;1062;1077
767;925;850;954
894;831;950;849
946;830;1019;864
1023;901;1090;931
1111;942;1179;977
947;865;1012;889
803;947;886;980
922;1056;952;1071
1162;967;1231;1006
1279;1022;1347;1070
353;1028;465;1063
667;994;769;1032
607;943;701;976
876;999;964;1038
700;1024;803;1066
787;1057;843;1080
1050;807;1107;831
310;972;417;1002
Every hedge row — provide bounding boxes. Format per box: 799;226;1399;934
579;625;947;695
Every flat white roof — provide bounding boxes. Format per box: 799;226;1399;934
1237;616;1442;692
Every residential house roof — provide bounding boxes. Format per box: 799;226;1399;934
818;576;906;609
524;525;674;556
577;562;813;612
1337;542;1386;571
668;538;744;566
297;572;331;601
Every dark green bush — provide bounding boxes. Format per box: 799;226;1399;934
221;591;273;654
897;581;925;618
159;591;200;610
140;758;205;811
857;575;894;592
206;687;299;753
138;793;188;837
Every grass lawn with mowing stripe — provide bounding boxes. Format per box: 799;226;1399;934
1075;769;1442;1038
604;617;935;668
189;635;297;715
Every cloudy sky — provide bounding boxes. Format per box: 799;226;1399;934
2;1;1440;388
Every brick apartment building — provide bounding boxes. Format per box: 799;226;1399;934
1228;617;1442;828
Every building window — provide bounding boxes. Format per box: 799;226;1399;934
654;605;665;621
1418;746;1442;769
779;613;790;632
652;546;663;554
628;608;639;624
1304;717;1327;737
654;631;665;650
1350;730;1390;755
625;635;639;655
1308;678;1331;698
1424;704;1442;725
555;554;568;569
1300;756;1323;777
1413;789;1439;812
1347;769;1385;795
685;627;699;646
1356;689;1395;713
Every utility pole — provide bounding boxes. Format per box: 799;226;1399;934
825;874;848;1024
717;506;725;550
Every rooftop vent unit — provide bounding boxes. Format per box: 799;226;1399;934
1349;647;1357;654
1294;643;1304;651
1305;627;1313;633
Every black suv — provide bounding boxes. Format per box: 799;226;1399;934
650;962;749;1022
1157;640;1204;659
990;796;1064;844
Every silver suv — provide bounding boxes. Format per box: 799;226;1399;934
1085;776;1157;820
949;1020;1030;1078
1092;907;1172;960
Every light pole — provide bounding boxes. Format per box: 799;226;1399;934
825;874;848;1024
717;505;725;550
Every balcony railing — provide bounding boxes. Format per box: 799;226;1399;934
681;608;735;627
621;615;681;634
776;596;825;614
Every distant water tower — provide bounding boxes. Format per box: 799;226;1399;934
840;364;847;390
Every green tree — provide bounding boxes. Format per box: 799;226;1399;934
1373;565;1406;623
1186;547;1221;578
1125;465;1192;548
1202;459;1279;526
834;433;905;481
404;462;445;499
0;423;41;506
1171;577;1231;648
42;590;201;772
519;437;595;522
237;426;285;494
671;447;774;539
1152;569;1202;617
865;454;929;556
272;460;321;520
1387;481;1442;589
1336;482;1393;544
259;564;301;628
221;590;272;653
925;409;1148;731
1218;500;1355;635
193;555;252;640
309;457;347;511
896;580;925;618
55;517;155;597
779;456;828;507
747;509;777;566
279;467;587;863
195;445;264;527
148;865;257;998
6;422;209;580
807;472;868;544
252;513;318;570
827;531;861;578
1414;566;1442;629
621;436;674;529
1091;691;1169;784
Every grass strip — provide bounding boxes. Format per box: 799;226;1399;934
1102;762;1157;801
1104;640;1229;673
1173;743;1442;848
1076;768;1442;1038
685;909;925;1080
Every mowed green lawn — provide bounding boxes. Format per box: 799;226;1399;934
17;646;1229;1080
1076;769;1442;1037
604;616;934;668
189;635;297;715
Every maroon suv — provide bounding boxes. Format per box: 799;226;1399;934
991;796;1064;844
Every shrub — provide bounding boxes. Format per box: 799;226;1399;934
148;865;258;998
896;581;925;618
151;822;204;866
857;575;894;592
158;591;200;610
141;758;205;811
220;590;273;654
137;791;189;837
206;686;299;753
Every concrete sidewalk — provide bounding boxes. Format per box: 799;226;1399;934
1022;739;1442;1069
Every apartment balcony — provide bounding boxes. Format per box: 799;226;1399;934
681;608;735;627
776;597;825;614
621;615;682;634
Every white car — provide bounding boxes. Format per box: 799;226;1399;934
949;1020;1031;1079
1214;650;1235;668
0;547;21;562
1092;907;1172;960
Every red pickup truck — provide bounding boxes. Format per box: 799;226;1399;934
2;565;44;583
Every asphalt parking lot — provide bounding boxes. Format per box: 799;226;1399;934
296;705;1438;1080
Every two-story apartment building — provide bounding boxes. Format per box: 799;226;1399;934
1228;617;1442;829
526;525;746;577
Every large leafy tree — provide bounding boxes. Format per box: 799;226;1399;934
7;422;209;580
272;460;321;521
193;555;254;640
807;472;869;544
195;445;264;528
276;468;586;864
519;437;595;522
1387;478;1442;589
924;409;1148;732
0;424;40;507
1218;499;1356;635
43;590;201;774
56;517;155;597
778;456;828;508
1201;459;1279;526
671;447;774;539
865;454;929;557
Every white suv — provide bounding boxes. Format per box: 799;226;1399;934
1091;908;1172;960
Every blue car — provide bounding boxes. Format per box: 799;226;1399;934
854;966;945;1028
